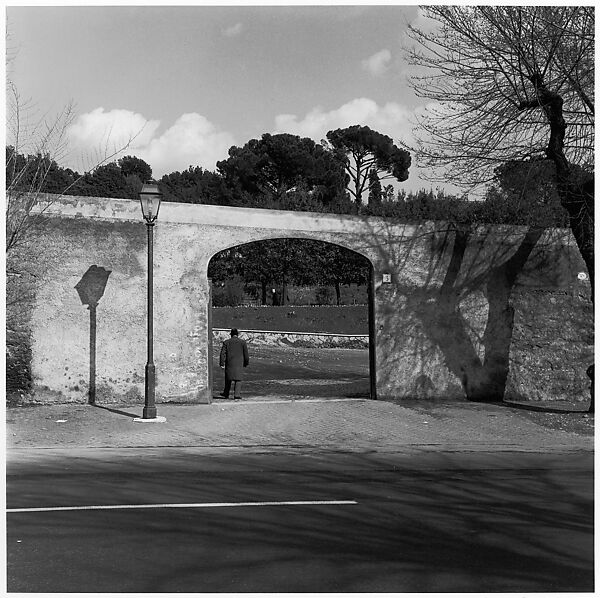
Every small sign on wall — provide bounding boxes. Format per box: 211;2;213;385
382;273;392;284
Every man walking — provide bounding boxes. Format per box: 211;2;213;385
219;328;250;400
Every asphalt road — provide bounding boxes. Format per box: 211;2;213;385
7;447;594;593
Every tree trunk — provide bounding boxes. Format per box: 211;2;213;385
521;75;594;411
335;281;341;305
520;76;594;300
261;281;267;305
354;160;362;205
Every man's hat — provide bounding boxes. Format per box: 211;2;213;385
230;328;239;336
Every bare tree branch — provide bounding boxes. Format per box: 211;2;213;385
404;5;594;302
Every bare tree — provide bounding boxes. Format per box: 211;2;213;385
405;6;593;290
6;81;76;252
5;84;145;254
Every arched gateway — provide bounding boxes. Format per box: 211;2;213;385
22;194;591;405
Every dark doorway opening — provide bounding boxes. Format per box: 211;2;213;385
207;238;375;401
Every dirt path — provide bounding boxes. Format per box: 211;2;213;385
210;344;593;436
212;345;370;399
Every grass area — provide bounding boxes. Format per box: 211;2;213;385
212;305;369;335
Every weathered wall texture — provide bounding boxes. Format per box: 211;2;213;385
373;225;592;402
19;194;592;405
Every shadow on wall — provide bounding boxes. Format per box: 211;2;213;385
75;266;112;405
365;218;593;409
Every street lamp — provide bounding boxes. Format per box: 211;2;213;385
139;181;162;420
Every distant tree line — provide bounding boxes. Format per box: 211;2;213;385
5;149;153;202
208;239;371;307
6;128;568;227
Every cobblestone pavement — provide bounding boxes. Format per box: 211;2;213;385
6;396;593;453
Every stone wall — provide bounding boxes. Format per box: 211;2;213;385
508;288;593;402
373;225;592;403
213;329;369;349
11;194;592;406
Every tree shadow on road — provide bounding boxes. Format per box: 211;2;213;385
7;452;594;593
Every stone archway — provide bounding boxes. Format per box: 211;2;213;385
27;196;389;405
206;237;376;401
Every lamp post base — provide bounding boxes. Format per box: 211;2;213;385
143;362;157;420
142;405;157;419
133;415;167;423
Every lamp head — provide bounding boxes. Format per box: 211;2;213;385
139;181;162;224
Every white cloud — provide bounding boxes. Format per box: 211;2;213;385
66;108;236;177
361;49;391;77
273;97;412;143
222;22;243;37
140;113;236;177
63;100;456;194
66;107;160;170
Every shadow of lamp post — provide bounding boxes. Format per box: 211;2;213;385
137;181;165;421
75;266;112;405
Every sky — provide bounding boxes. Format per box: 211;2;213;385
6;4;446;193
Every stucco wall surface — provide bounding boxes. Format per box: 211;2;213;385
20;194;592;405
372;226;592;401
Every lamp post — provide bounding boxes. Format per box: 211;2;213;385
139;181;162;419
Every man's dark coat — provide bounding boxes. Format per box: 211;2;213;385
219;336;249;380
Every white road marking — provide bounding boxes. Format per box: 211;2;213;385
8;499;358;513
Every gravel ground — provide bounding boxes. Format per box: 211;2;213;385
386;397;594;437
213;345;594;436
6;397;593;451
